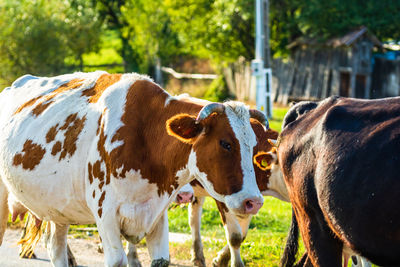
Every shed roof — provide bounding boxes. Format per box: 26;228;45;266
287;26;382;49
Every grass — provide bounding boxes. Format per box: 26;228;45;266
168;197;296;267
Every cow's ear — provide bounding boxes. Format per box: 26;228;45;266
253;151;274;171
166;114;203;144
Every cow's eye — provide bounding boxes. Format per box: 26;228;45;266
220;140;231;151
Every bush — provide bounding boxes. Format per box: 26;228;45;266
203;75;232;102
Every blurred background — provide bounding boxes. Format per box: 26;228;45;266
1;0;400;105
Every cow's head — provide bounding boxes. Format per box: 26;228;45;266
251;121;289;202
175;183;194;204
166;101;265;215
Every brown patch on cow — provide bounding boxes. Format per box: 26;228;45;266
14;96;42;115
32;101;53;116
46;124;59;143
251;121;279;192
88;163;93;184
229;232;243;249
13;140;46;170
93;80;203;196
96;115;102;135
16;79;84;117
92;161;105;182
92;190;95;199
195;113;243;195
82;74;122;103
215;201;229;224
98;208;102;218
51;141;62;156
60;113;78;130
99;182;104;190
98;191;105;207
59;114;86;160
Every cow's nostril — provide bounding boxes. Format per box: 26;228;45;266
177;195;183;202
245;200;254;211
243;198;263;214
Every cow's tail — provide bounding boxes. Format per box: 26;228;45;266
280;208;300;267
0;179;8;246
18;213;46;258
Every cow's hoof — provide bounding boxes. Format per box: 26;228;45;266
128;258;142;267
212;257;229;267
150;258;169;267
68;256;77;267
97;243;104;253
191;257;206;267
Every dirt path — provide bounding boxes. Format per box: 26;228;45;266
0;229;192;267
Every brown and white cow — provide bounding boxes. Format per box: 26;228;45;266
0;71;266;267
187;121;289;267
279;96;400;267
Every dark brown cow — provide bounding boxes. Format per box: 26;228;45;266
279;96;400;267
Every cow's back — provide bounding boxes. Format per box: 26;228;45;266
280;96;400;263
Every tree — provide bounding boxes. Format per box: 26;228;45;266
298;0;400;41
0;0;101;83
123;0;182;77
165;0;255;63
93;0;142;72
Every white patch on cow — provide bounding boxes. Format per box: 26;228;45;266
178;183;194;195
186;150;226;203
164;95;176;107
263;162;290;202
223;101;263;211
108;166;183;241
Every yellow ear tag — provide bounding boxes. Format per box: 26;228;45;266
261;158;268;167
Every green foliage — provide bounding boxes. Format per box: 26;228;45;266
165;0;254;63
203;75;231;102
298;0;400;41
0;0;101;83
123;0;183;73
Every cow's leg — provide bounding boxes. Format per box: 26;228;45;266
212;245;230;267
146;210;169;267
67;244;77;267
46;222;70;267
296;210;342;267
126;242;142;267
189;196;206;267
0;179;8;245
97;216;127;267
213;201;252;267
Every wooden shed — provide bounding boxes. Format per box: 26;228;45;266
273;26;382;104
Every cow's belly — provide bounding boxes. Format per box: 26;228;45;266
119;196;170;243
0;159;94;224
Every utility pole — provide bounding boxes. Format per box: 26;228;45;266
251;0;273;118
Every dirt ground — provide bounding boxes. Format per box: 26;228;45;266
0;229;193;267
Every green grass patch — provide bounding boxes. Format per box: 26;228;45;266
269;106;289;132
168;197;299;266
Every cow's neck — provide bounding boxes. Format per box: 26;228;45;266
108;80;204;198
